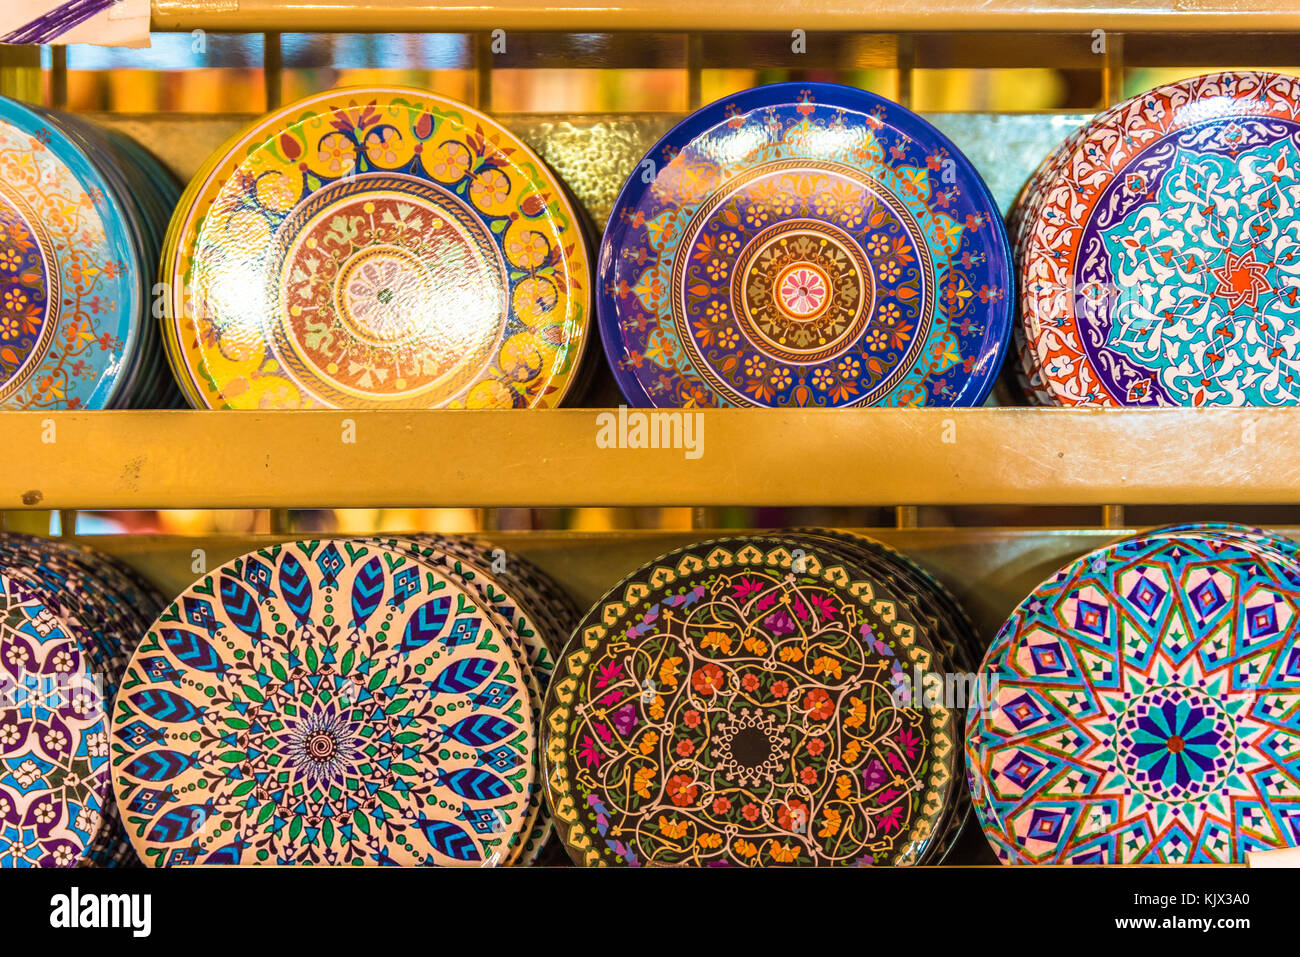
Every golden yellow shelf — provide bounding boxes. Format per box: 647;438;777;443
0;407;1292;510
148;0;1300;33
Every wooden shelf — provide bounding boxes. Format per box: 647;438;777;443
148;0;1300;33
0;407;1294;510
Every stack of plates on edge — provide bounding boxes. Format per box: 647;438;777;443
1012;71;1300;406
967;522;1300;863
0;95;180;409
543;530;977;866
109;535;575;866
159;87;593;410
0;532;164;867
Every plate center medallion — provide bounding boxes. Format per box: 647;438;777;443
333;244;431;347
733;220;873;365
1116;686;1235;801
271;172;509;405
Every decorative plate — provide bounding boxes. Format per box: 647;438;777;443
543;536;958;866
110;540;537;866
162;87;591;410
0;571;111;866
1021;71;1300;406
0;96;146;410
598;82;1012;408
967;530;1300;863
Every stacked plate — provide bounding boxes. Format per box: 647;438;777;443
0;95;180;409
0;532;163;867
109;536;574;866
159;87;592;410
967;522;1300;863
542;531;975;866
598;82;1013;408
1014;71;1300;406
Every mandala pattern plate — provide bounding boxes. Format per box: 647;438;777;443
1020;71;1300;406
967;530;1300;863
162;87;591;410
543;536;960;866
110;540;538;866
598;82;1012;408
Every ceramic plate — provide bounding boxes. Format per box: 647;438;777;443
0;96;147;410
543;536;958;866
1021;71;1300;406
162;87;591;410
967;529;1300;863
111;540;538;866
598;82;1012;408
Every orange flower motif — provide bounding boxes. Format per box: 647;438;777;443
742;635;768;655
633;766;655;799
778;645;805;663
818;808;843;838
638;731;659;755
697;832;723;849
701;631;733;655
811;655;842;679
658;656;682;689
734;839;758;859
769;841;800;864
658;815;689;839
844;696;868;729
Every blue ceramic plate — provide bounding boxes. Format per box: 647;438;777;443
0;96;146;410
598;82;1013;408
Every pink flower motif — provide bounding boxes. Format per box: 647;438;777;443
578;735;603;768
595;660;624;688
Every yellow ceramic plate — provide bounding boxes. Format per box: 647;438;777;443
163;87;591;409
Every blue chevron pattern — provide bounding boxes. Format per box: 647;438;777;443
220;575;263;642
146;805;208;843
435;767;510;801
161;628;227;675
400;596;450;653
121;749;198;782
429;656;494;695
440;714;516;746
128;689;203;724
350;556;384;629
278;552;313;626
416;818;481;862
